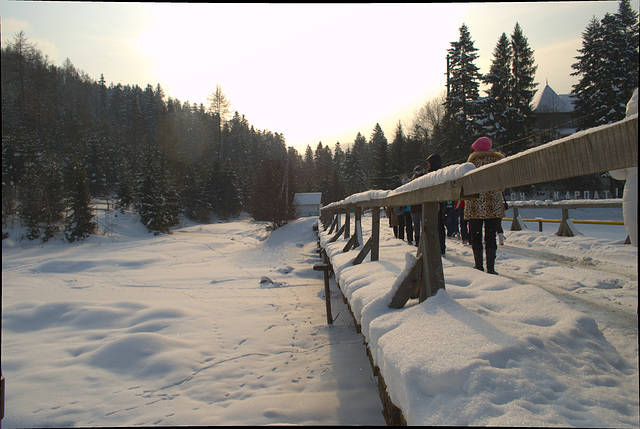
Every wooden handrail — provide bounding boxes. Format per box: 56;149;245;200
321;115;637;212
318;115;637;307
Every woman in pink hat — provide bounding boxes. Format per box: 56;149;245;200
465;137;506;274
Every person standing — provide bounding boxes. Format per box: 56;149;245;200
455;200;470;245
465;137;506;274
397;175;413;243
409;165;425;246
387;206;399;238
445;200;458;238
426;153;447;255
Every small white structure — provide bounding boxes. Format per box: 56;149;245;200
293;193;322;218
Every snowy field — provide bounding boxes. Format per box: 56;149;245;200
2;205;638;427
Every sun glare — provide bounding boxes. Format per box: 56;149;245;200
134;3;470;150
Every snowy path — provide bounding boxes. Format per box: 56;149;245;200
2;215;385;427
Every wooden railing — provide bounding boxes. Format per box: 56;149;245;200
507;200;624;237
318;114;637;307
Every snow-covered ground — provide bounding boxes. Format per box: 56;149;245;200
2;212;384;427
1;205;638;427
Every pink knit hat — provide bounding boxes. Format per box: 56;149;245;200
471;136;492;152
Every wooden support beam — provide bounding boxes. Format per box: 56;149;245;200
313;263;334;325
343;233;358;252
371;207;380;262
355;207;363;248
344;207;351;239
353;237;372;265
557;208;575;237
389;255;423;309
510;208;523;231
329;224;346;243
420;202;445;301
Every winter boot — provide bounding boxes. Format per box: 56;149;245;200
498;233;505;245
473;248;484;271
486;248;498;275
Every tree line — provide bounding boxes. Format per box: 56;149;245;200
2;0;637;241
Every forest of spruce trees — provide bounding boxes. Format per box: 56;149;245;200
2;0;637;241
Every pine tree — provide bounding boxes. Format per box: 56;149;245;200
314;143;334;204
247;158;289;229
443;23;483;162
136;153;181;234
389;121;407;178
370;123;391;190
65;162;96;242
509;23;538;151
572;0;639;129
211;161;241;220
479;32;512;143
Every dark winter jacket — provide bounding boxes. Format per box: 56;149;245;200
426;153;442;172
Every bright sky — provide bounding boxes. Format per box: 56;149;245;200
1;1;636;153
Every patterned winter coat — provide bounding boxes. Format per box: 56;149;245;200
464;151;506;220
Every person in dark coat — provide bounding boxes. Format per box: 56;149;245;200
455;200;470;244
398;175;413;243
425;153;447;255
409;165;425;246
464;137;506;274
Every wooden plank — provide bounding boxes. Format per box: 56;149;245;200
421;202;445;301
389;255;422;309
353;237;372;265
344;207;351;238
458;116;637;197
355;207;363;248
371;207;380;262
328;212;338;233
313;263;333;325
343;233;358;252
329;224;345;243
319;116;636;215
557;208;575;237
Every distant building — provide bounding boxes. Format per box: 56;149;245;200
293;193;322;217
532;83;578;144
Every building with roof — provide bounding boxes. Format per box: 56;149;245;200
293;193;322;218
532;83;578;144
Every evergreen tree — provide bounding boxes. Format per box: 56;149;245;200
136;153;181;234
210;161;241;220
572;0;639;129
389;121;407;178
509;23;538;151
443;23;483;162
247;158;290;229
314;142;334;204
65;162;96;242
370;123;391;190
302;144;316;191
343;145;367;196
479;32;513;143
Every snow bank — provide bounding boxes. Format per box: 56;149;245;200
319;213;638;426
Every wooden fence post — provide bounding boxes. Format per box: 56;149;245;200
355;206;363;248
313;263;333;325
510;207;521;231
371;207;380;262
557;208;575;237
344;206;351;239
420;202;445;301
